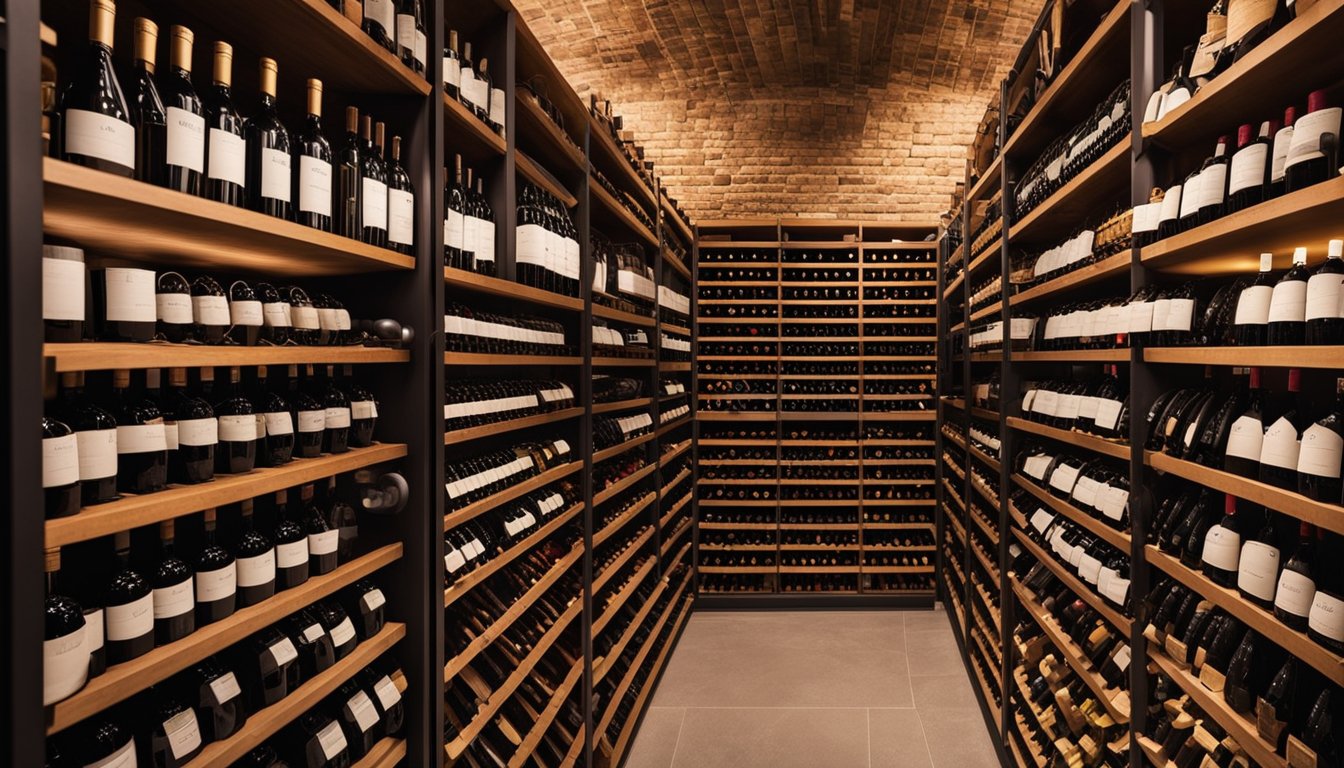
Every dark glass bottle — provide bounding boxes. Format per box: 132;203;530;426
190;274;230;345
257;282;293;345
1285;89;1341;193
93;266;157;342
1226;120;1272;214
1274;523;1317;631
113;369;168;494
336;106;362;240
471;174;496;275
1222;628;1257;714
105;530;154;664
1258;368;1305;490
254;366;295;467
1267;246;1310;345
152;519;195;645
1257;657;1296;750
273;489;311;590
129;18;167;187
75;716;138;767
245;56;292;220
1307;530;1344;654
42;244;87;343
164;367;216;484
320;365;351;455
343;365;378;447
361;0;397;52
295;78;334;232
290;365;326;459
385;135;415;255
1199;494;1241;588
1270;106;1297;199
1306;239;1344;345
146;684;205;766
186;655;246;743
326;477;359;564
395;0;427;74
235;499;276;608
1193;136;1231;226
1290;688;1339;767
43;547;90;706
42;417;81;519
1224;367;1266;479
304;484;340;576
283;608;335;680
160;25;205;196
203;41;247;207
60;0;135;177
1237;510;1282;610
358;116;388;248
1298;378;1344;502
1233;253;1275;346
212;366;258;475
314;599;358;660
445;156;469;270
194;508;236;627
58;372;119;505
155;271;192;342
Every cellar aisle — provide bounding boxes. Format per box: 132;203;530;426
624;607;999;768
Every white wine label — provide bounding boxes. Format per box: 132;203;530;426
1112;645;1131;673
461;73;489;112
1308;589;1344;642
117;422;167;454
1298;423;1344;478
291;305;320;329
1072;476;1102;508
298;155;333;217
351;400;377;420
1268;279;1308;323
106;593;153;641
324;407;352;429
260;147;292;202
1228;144;1269;194
329;616;356;647
1234;285;1273;325
65;109;135;171
1022;455;1052;481
1178;174;1202;220
1049;464;1081;495
152;579;194;619
1201;524;1242;570
263;412;293;437
1131;202;1161;233
301;623;324;644
1226;414;1265;461
1260;416;1302;469
1306;274;1344;321
1097;568;1131;605
1078;553;1103;584
362;177;389;232
276;539;308;569
490;86;506;127
176;417;218;447
308;529;339;556
156;292;193;325
43;434;80;488
365;0;395;31
1128;300;1155;333
266;636;299;669
1195;165;1228;209
1238;541;1281;601
192;295;230;326
374;675;401;709
477;221;497;263
1167;298;1196;331
334;308;351;331
361;588;386;612
76;429;117;480
517;224;546;265
317;720;348;761
263;301;292;328
165;106;206;173
444;56;461;89
86;738;136;768
317;307;338;331
218;414;257;442
415;31;427;69
1029;509;1054;535
445;209;465;250
103;267;156;322
1274;569;1316;618
347;690;380;733
298;410;326;433
444;548;466;572
1096;486;1129;521
236;550;275;588
396;14;417;50
195;565;236;603
43;257;85;321
43;624;88;706
1285;107;1343;168
1158;184;1183;223
207;672;242;706
207;128;247;187
163;706;203;759
388;188;414;246
1272;125;1296;181
1093;399;1124;432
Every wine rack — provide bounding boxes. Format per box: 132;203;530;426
694;219;938;604
940;2;1344;767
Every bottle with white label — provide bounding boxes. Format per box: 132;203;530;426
152;519;195;645
1274;523;1317;631
396;0;426;75
295;79;334;233
203;41;246;206
444;154;469;269
362;0;397;52
289;365;326;459
43;244;87;343
147;676;205;765
60;0;135;177
251;366;294;468
273;489;311;590
1227;121;1273;215
333;676;379;758
256;281;293;346
287;710;351;767
1223;367;1266;480
358;661;405;736
193;509;236;626
190;274;231;345
1267;247;1310;346
1286;89;1342;194
444;30;462;99
470;173;496;276
304;484;341;576
1306;239;1344;345
210;366;257;475
1269;105;1297;199
343;365;378;447
359;116;388;248
1200;495;1242;588
1306;529;1344;654
114;368;168;493
104;530;154;663
154;270;193;342
342;579;385;640
73;716;138;768
57;373;119;504
1237;509;1283;610
1298;378;1344;502
245;56;292;220
242;625;299;709
186;655;245;742
1259;368;1306;491
235;499;276;607
282;608;335;680
336;106;363;240
94;265;157;342
1234;253;1276;346
43;547;90;706
43;416;81;519
163;367;216;484
459;42;488;122
130;17;167;188
286;285;321;346
160;25;205;196
385;135;415;255
227;279;264;346
318;365;352;455
315;599;359;661
1193;135;1231;228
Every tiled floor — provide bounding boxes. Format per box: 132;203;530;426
622;606;1001;768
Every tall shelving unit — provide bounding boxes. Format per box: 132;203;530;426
939;2;1344;768
693;218;940;606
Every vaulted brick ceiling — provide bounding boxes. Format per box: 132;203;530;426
516;0;1042;222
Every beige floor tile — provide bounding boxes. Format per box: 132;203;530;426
904;605;956;633
869;708;935;768
623;707;687;768
904;629;970;677
918;709;1001;768
910;674;981;710
670;708;870;768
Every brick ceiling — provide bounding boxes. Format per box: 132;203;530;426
515;0;1042;220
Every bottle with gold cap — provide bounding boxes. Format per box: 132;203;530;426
359;115;388;248
203;40;247;207
161;24;205;196
129;17;167;187
337;106;363;239
246;56;292;220
60;0;134;176
295;79;334;232
386;134;415;255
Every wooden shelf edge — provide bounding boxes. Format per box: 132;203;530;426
44;343;410;372
1006;417;1131;460
442;266;584;311
443;460;584;530
1012;473;1131;552
444;407;584;445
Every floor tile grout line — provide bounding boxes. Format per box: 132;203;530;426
866;708;873;768
666;707;688;768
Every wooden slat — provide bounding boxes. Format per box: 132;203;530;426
594;493;656;547
1145;345;1344;369
443;460;584;530
1012;473;1131;552
1008;142;1129;245
445;352;583;366
443;503;583;609
1147;648;1285;768
1007;416;1131;460
1012;349;1129;362
353;737;407;768
517;151;579;208
444;407;584;445
443;267;583;311
593;432;655;464
1011;526;1131;634
593;302;658;327
590;180;658;246
44;343;408;372
444;93;508;157
1009;252;1132;307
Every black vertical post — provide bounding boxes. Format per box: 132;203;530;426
579;125;596;768
995;75;1016;750
691;229;702;600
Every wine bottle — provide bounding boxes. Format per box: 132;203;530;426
283;608;334;679
58;373;119;505
43;416;81;519
444;31;462;99
154;270;192;342
336;106;362;239
472;174;496;274
1285;89;1342;193
1306;239;1344;345
1227;121;1273;214
444;155;468;269
1193;135;1231;226
190;274;231;344
93;266;157;342
273;489;311;590
1268;247;1309;345
359;116;388;248
304;484;340;575
344;366;378;447
1307;531;1344;654
362;0;396;53
194;508;237;626
186;656;245;743
1288;688;1340;767
146;683;205;765
252;366;294;467
386;135;415;255
1222;628;1257;714
161;25;205;195
105;530;154;664
203;42;246;206
246;57;292;220
258;282;293;345
213;366;258;475
130;18;167;187
1274;522;1317;631
60;0;135;177
395;0;426;75
152;519;195;645
1224;367;1266;479
1237;510;1282;610
1259;368;1305;490
164;367;216;484
1256;657;1296;749
235;499;276;607
1200;494;1241;588
43;244;86;343
1233;253;1275;346
43;547;90;706
114;369;168;494
290;365;326;459
320;365;351;455
333;677;380;758
459;42;489;121
1298;378;1344;502
1270;106;1297;199
73;716;138;767
315;599;358;660
295;79;333;232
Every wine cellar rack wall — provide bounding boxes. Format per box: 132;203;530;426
10;0;696;766
694;218;941;606
939;2;1344;768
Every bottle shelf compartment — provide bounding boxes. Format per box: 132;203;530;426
44;343;409;372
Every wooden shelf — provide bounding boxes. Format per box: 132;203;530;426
662;321;692;336
1147;648;1286;768
699;566;777;574
593;432;655;464
1145;544;1343;686
591;180;658;246
44;343;409;372
443;267;583;311
699;522;776;531
594;463;657;507
183;622;405;767
443;460;584;530
1012;348;1129;362
659;361;693;372
969;301;1002;322
49;545;402;734
967;443;1001;474
444;502;583;608
1145;450;1344;536
967;155;1002;203
44;159;415;275
1012;474;1131;552
967;238;1001;276
46;443;407;547
589;117;658;209
661;519;692;558
444;94;508;158
862;565;935;574
353;737;407;768
444;407;584;445
596;571;692;734
445;352;583;366
1142;0;1344;149
1009;252;1132;307
1007;416;1131;460
1145;345;1344;369
514;90;585;170
517;151;579;209
591;356;657;367
593;303;658;327
593;397;655;414
1008;142;1129;246
779;566;860;574
659;439;692;466
607;597;694;766
1141;175;1344;274
1011;527;1131;634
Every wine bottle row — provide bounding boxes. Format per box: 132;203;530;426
592;324;653;359
443;438;573;511
1014;80;1130;218
443;305;571;356
443;379;577;431
442;155;498;276
1014;442;1131;531
442;30;504;134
